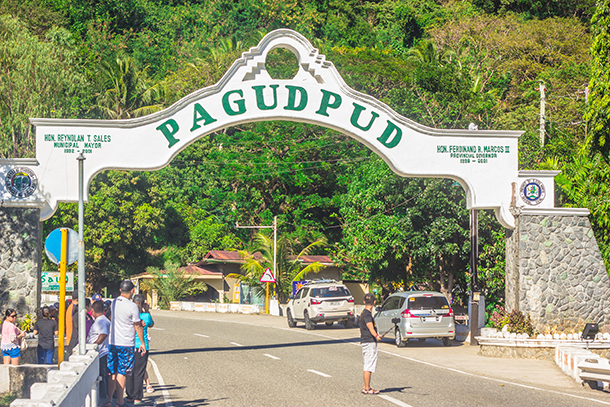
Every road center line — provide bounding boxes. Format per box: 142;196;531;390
379;395;414;407
149;357;173;407
231;342;244;347
263;353;280;360
307;369;331;378
194;334;209;338
163;314;610;406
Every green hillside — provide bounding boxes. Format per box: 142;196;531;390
1;0;609;311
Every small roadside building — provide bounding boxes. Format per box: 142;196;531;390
131;250;367;308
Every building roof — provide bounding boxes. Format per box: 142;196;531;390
131;264;223;280
131;251;339;280
204;250;243;262
297;255;334;265
200;250;334;265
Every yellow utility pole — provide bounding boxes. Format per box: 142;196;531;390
57;228;68;366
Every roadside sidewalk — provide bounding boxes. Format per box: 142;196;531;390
151;309;609;398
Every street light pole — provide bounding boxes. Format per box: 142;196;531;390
273;216;277;284
235;216;278;309
77;153;86;355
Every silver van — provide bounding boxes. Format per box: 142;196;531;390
374;291;455;347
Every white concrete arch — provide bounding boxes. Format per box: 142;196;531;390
0;29;545;228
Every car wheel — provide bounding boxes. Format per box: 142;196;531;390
304;311;315;330
442;337;452;347
344;318;354;329
287;309;297;328
418;338;426;343
395;327;407;347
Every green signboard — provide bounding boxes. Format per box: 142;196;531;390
41;271;74;292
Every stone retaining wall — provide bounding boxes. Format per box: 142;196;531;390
0;207;41;316
479;344;555;360
505;209;610;332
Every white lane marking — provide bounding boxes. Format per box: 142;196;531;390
231;342;244;347
379;395;414;407
149;357;173;407
377;348;610;407
150;327;165;331
307;369;331;378
263;353;280;360
159;313;610;406
194;334;209;338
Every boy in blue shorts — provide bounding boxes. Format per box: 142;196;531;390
104;280;145;407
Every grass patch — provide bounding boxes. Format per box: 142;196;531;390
0;392;18;406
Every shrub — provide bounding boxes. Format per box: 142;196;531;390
507;309;535;336
489;305;509;329
18;314;34;333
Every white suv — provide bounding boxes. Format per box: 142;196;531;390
286;281;355;330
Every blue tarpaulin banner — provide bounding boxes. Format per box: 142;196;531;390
292;281;306;296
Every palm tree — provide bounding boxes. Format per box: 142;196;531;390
406;39;450;68
145;261;207;309
229;233;327;302
92;57;163;119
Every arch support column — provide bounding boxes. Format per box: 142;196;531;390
505;208;610;332
0;206;42;316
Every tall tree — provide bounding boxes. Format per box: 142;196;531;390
0;15;87;158
92;57;162;119
586;0;610;159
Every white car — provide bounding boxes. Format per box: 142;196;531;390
286;281;355;330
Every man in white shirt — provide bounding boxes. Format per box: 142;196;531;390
87;300;110;400
104;280;146;407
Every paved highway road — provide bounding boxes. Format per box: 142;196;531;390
135;311;610;407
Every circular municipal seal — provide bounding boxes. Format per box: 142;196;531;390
520;178;546;205
4;167;38;198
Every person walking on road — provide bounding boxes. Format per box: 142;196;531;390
104;280;146;407
126;294;154;404
87;300;111;402
359;293;382;395
33;306;58;364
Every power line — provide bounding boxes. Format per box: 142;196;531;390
152;156;371;183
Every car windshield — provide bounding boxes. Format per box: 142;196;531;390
311;286;350;298
408;296;449;310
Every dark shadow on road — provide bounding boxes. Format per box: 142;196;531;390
150;337;360;356
154;384;186;391
380;386;411;394
172;397;228;406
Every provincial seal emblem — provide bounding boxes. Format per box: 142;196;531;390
5;167;38;198
519;178;546;206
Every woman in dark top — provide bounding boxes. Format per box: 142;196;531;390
33;306;58;364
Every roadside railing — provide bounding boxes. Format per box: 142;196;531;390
10;346;100;407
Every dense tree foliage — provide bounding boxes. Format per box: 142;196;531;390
1;1;607;307
0;15;88;158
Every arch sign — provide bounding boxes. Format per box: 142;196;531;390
1;29;556;228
